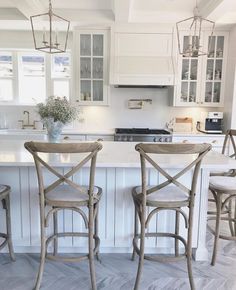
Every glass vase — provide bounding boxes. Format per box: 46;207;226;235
43;118;64;143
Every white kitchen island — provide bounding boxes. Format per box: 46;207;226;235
0;140;236;261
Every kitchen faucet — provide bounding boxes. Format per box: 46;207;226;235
18;111;39;129
24;111;30;125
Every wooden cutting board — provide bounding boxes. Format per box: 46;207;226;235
173;117;193;132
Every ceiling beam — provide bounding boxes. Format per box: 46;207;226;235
11;0;46;19
113;0;134;22
198;0;224;18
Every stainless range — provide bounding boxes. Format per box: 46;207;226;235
114;128;172;142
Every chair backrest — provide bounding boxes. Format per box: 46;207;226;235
222;129;236;159
135;143;211;199
24;141;103;198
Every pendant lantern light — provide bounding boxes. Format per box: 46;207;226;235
30;0;70;54
176;2;215;57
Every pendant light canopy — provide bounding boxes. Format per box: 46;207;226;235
176;6;215;57
30;0;70;54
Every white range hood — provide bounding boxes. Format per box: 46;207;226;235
110;32;175;86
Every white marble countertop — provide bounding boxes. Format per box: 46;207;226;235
0;140;235;170
0;129;226;137
0;129;115;135
172;132;225;137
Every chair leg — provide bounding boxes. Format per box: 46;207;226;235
132;206;138;261
228;199;235;236
186;247;195;290
4;195;15;261
133;206;145;290
94;204;101;263
211;193;222;266
53;209;58;256
234;198;236;236
88;205;97;290
34;208;46;290
175;210;180;257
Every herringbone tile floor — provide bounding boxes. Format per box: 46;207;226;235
1;231;236;290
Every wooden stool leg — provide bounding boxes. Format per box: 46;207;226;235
4;195;15;261
34;210;46;290
228;199;235;236
88;205;97;290
132;207;138;261
186;246;195;290
211;193;222;266
53;209;58;256
186;203;195;290
234;198;236;236
175;210;180;257
94;204;101;263
133;206;145;290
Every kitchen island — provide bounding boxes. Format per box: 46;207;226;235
0;140;235;261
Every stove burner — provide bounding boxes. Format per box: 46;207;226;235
114;128;172;142
115;128;171;135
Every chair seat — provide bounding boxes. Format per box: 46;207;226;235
45;185;102;207
133;185;189;206
210;176;236;192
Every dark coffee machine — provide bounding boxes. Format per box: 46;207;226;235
205;112;223;134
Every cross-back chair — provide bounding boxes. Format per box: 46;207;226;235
132;142;211;290
208;129;236;265
24;141;103;290
0;185;15;261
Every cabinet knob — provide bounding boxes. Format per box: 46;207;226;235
64;136;70;140
183;140;189;143
212;140;217;144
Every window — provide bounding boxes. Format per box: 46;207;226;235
51;53;70;99
0;50;71;105
18;53;46;104
0;52;14;101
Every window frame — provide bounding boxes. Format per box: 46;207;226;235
0;49;71;106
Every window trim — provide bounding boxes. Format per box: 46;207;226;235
0;49;71;106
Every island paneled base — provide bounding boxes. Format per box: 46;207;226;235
0;165;210;261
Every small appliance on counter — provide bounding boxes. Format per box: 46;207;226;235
197;112;223;134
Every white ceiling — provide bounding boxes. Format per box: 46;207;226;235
0;0;235;30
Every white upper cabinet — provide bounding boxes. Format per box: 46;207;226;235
174;31;228;107
110;32;175;86
73;29;110;106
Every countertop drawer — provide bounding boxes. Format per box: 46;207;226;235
86;135;114;141
172;135;226;151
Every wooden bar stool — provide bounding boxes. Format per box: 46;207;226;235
208;129;236;266
132;143;211;290
0;185;15;261
24;141;103;290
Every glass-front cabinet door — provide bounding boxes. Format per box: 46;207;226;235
201;32;228;107
74;29;109;105
175;35;201;106
175;31;228;107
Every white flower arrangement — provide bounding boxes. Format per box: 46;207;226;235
36;96;78;124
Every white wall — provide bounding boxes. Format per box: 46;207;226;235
0;86;216;131
75;87;214;131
